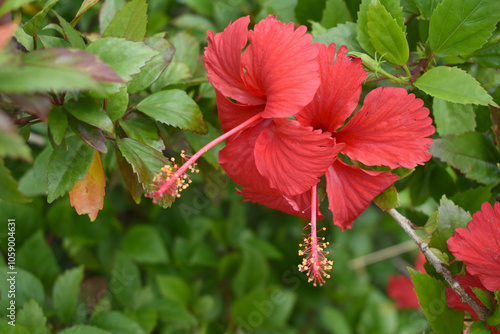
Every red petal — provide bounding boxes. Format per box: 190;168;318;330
336;87;435;169
204;16;265;106
296;43;366;132
237;186;324;220
216;90;264;133
241;15;320;118
387;275;420;309
218;118;271;191
254;118;341;197
447;202;500;292
325;159;399;230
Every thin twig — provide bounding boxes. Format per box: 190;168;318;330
388;209;491;322
349;240;417;271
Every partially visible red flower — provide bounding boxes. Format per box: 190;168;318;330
446;273;499;334
387;252;426;309
239;43;435;230
447;202;500;292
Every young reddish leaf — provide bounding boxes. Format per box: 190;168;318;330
23;48;123;83
69;150;106;222
0;21;17;51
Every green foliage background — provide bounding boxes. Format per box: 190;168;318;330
1;0;500;333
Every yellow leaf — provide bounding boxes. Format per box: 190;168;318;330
69;150;105;221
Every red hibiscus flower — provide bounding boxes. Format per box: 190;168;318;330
207;15;343;216
387;252;426;309
447;202;500;292
147;15;338;210
446;273;499;334
239;43;435;230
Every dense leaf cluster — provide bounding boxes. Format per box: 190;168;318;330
1;0;500;333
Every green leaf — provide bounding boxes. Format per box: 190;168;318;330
473;40;500;69
429;0;500;57
0;122;31;162
149;299;196;327
86;37;159;97
451;184;494;213
119;117;164;152
413;0;443;19
149;61;192;91
102;0;148;42
71;0;100;27
433;98;476;135
357;290;398;334
99;0;126;34
17;230;60;289
58;325;111;334
127;36;175;94
49;107;67;146
137;90;207;134
367;2;409;65
38;35;71;48
294;0;325;24
110;252;141;308
91;311;145;334
415;67;497;106
487;305;500;326
183;0;213;16
116;137;170;193
156;275;191;305
128;307;157;334
231;286;268;330
430;132;500;185
22;0;58;37
0;66;100;93
472;287;493;310
106;86;129;122
170;31;200;73
356;0;405;55
313;22;363;52
53;11;87;49
17;300;49;334
321;0;352;28
373;184;400;210
115;148;143;204
0;268;44;311
0;159;30;203
468;321;492;334
68;115;108;153
0;0;34;17
410;269;463;334
121;225;169;264
424;211;439;234
428;196;472;254
64;98;114;133
232;243;269;297
47;136;95;203
319;306;352;334
53;266;84;323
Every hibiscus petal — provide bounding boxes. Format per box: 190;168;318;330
325;159;399;230
215;90;264;133
241;15;320;118
237;186;324;220
296;43;366;132
447;202;500;292
254;118;341;197
336;87;435;169
218;118;271;191
387;275;420;310
204;16;264;105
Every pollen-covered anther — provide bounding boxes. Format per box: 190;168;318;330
145;151;199;203
297;224;334;287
